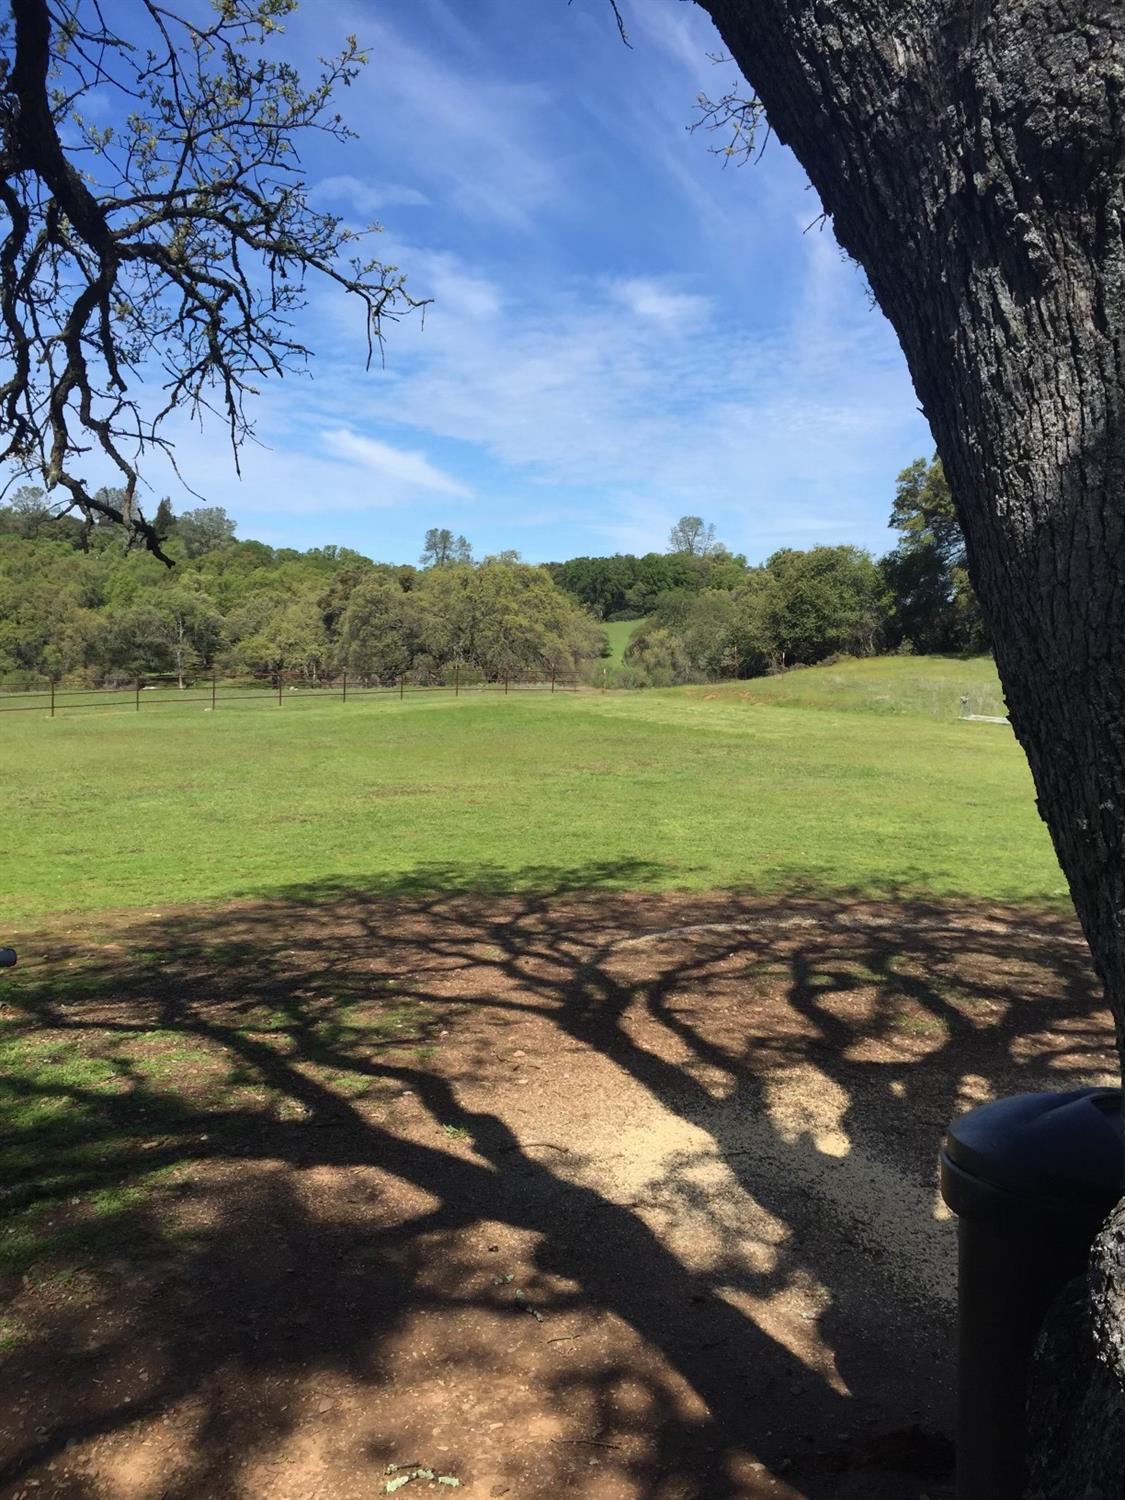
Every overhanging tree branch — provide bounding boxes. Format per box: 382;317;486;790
690;54;767;165
0;0;426;561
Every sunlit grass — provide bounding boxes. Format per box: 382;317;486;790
683;653;1006;719
1;657;1061;921
601;617;647;669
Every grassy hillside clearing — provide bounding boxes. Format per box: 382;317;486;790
3;659;1059;921
600;616;647;668
685;653;1006;719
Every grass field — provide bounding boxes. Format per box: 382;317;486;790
686;653;1006;719
600;616;647;668
3;656;1061;922
0;654;1094;1499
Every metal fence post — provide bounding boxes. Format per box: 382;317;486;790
455;665;460;697
400;674;404;700
50;679;55;718
342;671;347;704
504;676;509;696
136;677;141;711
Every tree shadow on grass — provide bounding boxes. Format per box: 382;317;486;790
0;862;1114;1498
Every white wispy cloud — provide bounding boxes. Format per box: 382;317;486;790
128;402;470;522
608;277;711;324
308;3;564;231
109;0;929;561
411;252;504;322
131;219;922;557
360;233;919;544
313;174;431;215
323;429;470;497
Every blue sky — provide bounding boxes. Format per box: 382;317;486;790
145;0;933;565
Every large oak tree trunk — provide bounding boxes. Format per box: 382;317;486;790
692;2;1125;1487
694;0;1125;1063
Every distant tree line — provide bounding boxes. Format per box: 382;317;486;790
550;458;986;685
0;456;984;690
546;545;749;620
0;496;601;688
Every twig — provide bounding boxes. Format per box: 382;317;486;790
550;1438;621;1451
568;0;632;49
497;1142;572;1154
607;0;632;46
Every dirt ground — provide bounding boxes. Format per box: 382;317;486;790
0;887;1118;1500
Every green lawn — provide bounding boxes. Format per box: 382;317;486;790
2;657;1064;922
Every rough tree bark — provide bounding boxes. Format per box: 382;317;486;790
692;0;1124;1044
1024;1210;1125;1495
690;0;1124;1486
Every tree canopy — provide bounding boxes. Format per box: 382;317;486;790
0;502;605;687
0;0;420;556
420;529;473;569
0;470;984;692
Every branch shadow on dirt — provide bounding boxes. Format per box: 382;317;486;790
0;862;1114;1499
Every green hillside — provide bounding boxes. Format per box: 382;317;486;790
683;654;1006;720
600;617;647;669
3;676;1058;923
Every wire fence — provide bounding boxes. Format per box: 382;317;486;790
0;670;1004;722
0;669;599;719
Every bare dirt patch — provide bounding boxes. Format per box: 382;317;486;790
0;887;1115;1500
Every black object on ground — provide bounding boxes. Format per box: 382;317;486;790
940;1087;1124;1500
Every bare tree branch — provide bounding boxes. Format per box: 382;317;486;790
691;55;768;166
0;0;426;562
571;0;632;50
606;0;631;48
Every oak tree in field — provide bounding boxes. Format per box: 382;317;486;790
0;0;421;558
760;545;884;666
173;505;237;560
336;576;421;683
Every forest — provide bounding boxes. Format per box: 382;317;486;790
0;455;985;689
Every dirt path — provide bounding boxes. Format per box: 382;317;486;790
0;890;1115;1500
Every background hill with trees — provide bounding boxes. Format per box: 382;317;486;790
0;455;985;690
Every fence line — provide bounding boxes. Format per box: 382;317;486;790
0;669;592;719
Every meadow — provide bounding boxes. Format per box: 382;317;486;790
600;615;647;668
1;654;1100;1500
2;655;1062;922
685;651;1007;718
